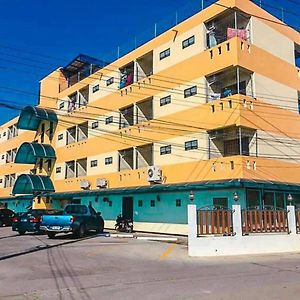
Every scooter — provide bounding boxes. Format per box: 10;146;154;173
115;214;133;233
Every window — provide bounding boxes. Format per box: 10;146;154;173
91;160;98;167
185;140;198;151
159;48;170;60
246;190;260;209
184;86;197;98
150;200;155;207
176;199;181;207
160;95;171;106
92;121;99;129
213;197;228;209
58;133;63;141
105;157;113;165
59;102;65;109
138;200;143;207
105;116;113;124
106;77;114;86
92;85;99;93
160;145;171;155
182;35;195;49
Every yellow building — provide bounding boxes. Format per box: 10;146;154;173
1;0;300;234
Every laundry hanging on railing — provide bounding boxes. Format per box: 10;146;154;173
227;28;248;41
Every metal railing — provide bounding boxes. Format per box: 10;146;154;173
197;208;233;236
242;209;288;234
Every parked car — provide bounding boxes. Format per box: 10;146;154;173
12;209;61;235
40;204;104;239
0;209;15;227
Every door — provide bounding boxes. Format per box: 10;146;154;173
122;197;133;221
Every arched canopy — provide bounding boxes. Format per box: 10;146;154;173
15;142;56;164
12;175;55;195
17;106;57;131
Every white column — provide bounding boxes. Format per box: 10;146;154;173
232;204;242;237
188;204;197;239
287;205;297;235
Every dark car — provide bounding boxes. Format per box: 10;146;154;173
12;209;61;235
0;209;15;227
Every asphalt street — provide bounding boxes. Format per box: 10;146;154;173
1;227;300;300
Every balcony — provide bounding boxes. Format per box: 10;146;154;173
119;105;134;129
136;51;153;82
118;148;134;171
67;86;89;113
76;158;87;177
206;67;254;101
208;126;257;159
61;54;108;90
205;9;251;49
119;62;134;89
66;122;88;145
136;144;153;169
136;97;153;124
7;124;18;140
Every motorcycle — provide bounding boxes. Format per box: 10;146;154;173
115;214;133;233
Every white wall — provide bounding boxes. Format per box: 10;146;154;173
251;17;295;65
188;205;300;257
254;73;298;111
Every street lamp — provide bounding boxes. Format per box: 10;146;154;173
233;192;239;202
189;191;195;201
287;194;293;205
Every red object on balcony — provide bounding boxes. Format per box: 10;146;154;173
227;28;248;40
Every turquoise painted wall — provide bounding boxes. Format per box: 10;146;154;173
65;187;247;225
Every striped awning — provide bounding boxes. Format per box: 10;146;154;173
12;174;55;195
17;106;57;131
15;142;56;164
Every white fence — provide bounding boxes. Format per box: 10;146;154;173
188;204;300;257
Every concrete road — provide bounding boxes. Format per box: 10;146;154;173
1;227;300;300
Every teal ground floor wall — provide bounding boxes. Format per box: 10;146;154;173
72;187;246;225
3;180;300;229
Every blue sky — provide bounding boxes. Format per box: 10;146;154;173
0;0;298;124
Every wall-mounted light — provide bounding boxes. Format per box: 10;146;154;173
189;191;195;201
233;192;239;202
287;194;293;205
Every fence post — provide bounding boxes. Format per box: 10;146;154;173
287;205;296;235
232;205;242;237
188;204;197;239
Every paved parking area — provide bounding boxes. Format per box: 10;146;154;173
1;227;300;299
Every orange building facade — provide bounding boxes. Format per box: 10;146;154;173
0;0;300;234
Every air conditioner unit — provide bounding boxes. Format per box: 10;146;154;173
96;178;108;188
80;180;90;190
147;166;162;183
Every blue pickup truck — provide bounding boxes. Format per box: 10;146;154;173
40;204;104;239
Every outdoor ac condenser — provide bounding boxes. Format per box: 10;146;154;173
80;180;90;189
96;178;108;188
147;166;162;183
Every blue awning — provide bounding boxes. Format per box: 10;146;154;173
15;142;56;164
12;175;55;195
17;106;57;131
